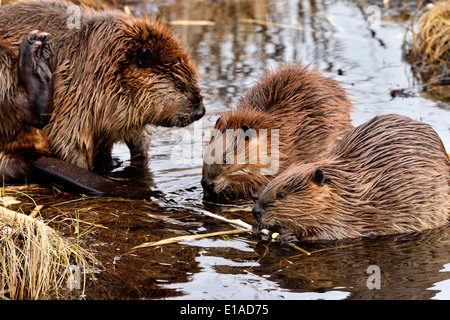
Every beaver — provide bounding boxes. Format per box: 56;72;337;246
0;31;54;181
201;62;353;202
0;30;157;197
252;114;450;242
0;0;205;170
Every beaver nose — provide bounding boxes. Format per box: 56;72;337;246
194;101;205;120
201;177;215;192
252;202;265;220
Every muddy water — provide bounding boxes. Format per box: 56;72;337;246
11;0;449;300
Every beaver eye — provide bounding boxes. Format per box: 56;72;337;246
277;192;286;200
175;83;184;92
223;157;230;165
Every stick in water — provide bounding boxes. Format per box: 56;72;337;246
130;210;310;254
131;228;248;250
201;210;310;255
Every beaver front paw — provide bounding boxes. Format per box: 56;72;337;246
18;30;54;128
19;30;53;81
277;233;300;246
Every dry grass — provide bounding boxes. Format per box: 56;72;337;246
0;205;91;300
408;1;449;67
405;1;450;100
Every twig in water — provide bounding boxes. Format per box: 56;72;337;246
130;210;310;254
200;210;252;230
130;229;248;250
202;210;310;255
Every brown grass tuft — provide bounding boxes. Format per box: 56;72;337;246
405;1;450;100
0;206;91;300
408;1;449;67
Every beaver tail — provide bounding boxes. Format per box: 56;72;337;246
32;156;160;198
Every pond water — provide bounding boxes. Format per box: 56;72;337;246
10;0;448;300
76;0;450;300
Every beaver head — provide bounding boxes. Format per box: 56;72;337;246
251;163;356;242
117;18;205;128
202;109;282;202
201;63;353;203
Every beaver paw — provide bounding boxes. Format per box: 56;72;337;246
19;30;54;84
251;221;264;237
277;233;300;246
18;30;54;128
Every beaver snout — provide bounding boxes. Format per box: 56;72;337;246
201;177;215;195
201;177;216;198
194;100;206;120
252;202;265;221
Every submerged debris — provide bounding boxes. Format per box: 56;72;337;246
390;88;415;98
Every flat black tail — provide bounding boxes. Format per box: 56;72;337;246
31;156;161;198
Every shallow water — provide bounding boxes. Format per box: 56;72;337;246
98;0;450;300
7;0;448;300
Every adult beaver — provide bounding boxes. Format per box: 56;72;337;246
252;114;450;242
202;63;353;203
0;30;158;197
0;0;205;170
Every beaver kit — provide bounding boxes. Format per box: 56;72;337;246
0;0;205;171
202;63;353;203
252;114;450;242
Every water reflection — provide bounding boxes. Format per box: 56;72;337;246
112;0;450;300
252;226;450;299
158;225;450;300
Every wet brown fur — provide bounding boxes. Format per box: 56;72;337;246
0;38;51;180
202;63;353;202
254;114;450;241
0;1;204;170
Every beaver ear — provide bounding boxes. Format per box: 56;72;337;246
312;169;326;187
215;117;223;127
241;125;253;141
136;48;154;68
